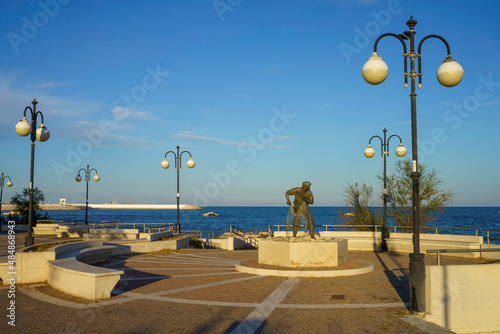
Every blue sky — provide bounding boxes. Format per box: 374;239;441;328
1;0;499;207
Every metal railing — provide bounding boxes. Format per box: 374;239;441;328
389;225;500;245
427;248;500;265
88;222;174;233
273;224;382;232
36;219;174;233
229;225;245;237
183;230;222;240
273;224;500;244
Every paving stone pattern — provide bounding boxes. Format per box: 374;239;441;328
0;232;470;333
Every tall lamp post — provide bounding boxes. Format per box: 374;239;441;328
364;128;406;251
362;17;463;313
75;165;100;232
15;99;50;247
161;146;195;234
0;173;13;217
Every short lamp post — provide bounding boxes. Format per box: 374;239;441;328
0;173;13;217
15;99;50;247
364;128;406;251
362;17;463;313
75;165;100;232
161;146;195;234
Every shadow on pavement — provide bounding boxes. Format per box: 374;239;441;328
374;252;410;307
98;254;168;296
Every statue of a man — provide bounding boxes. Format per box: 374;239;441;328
285;181;315;238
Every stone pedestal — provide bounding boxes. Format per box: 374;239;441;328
258;238;348;267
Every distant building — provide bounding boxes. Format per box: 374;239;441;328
60;198;67;205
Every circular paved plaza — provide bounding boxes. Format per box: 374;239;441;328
1;243;471;333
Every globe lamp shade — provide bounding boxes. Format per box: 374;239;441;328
362;52;388;85
364;145;375;158
36;124;50;142
437;56;463;87
7;181;13;187
395;143;407;157
161;158;170;169
15;117;31;137
186;157;195;168
75;175;82;182
93;174;100;182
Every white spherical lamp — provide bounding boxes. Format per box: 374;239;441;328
36;124;50;142
161;158;170;169
362;52;389;85
437;56;463;87
395;143;407;157
15;116;31;137
364;144;375;158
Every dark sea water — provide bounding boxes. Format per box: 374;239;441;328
41;206;500;244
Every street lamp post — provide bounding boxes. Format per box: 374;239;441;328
161;146;195;234
0;173;13;218
75;165;100;232
364;128;406;251
15;99;50;247
362;17;463;313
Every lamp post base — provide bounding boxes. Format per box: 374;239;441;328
24;235;34;247
409;252;425;314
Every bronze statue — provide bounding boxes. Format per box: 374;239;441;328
285;181;315;238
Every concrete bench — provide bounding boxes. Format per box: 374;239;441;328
319;231;382;251
47;245;123;300
84;228;139;241
386;232;483;258
56;225;87;238
33;223;59;235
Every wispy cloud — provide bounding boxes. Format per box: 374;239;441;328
173;133;243;146
104;132;165;147
112;105;154;121
173;132;290;149
317;104;335;110
36;81;77;89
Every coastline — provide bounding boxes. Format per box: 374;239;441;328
1;203;202;211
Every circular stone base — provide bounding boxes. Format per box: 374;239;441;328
235;259;374;278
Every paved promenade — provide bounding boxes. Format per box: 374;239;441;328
0;232;478;333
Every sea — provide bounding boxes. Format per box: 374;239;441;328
41;206;500;244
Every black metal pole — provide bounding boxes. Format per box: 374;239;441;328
26;140;36;247
382;129;388;251
406;17;425;314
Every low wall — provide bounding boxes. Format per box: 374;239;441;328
33;223;59;235
85;228;139;241
139;230;173;241
480;243;500;260
425;263;500;333
57;225;86;238
386;233;483;258
0;240;103;285
202;237;246;250
109;236;189;255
